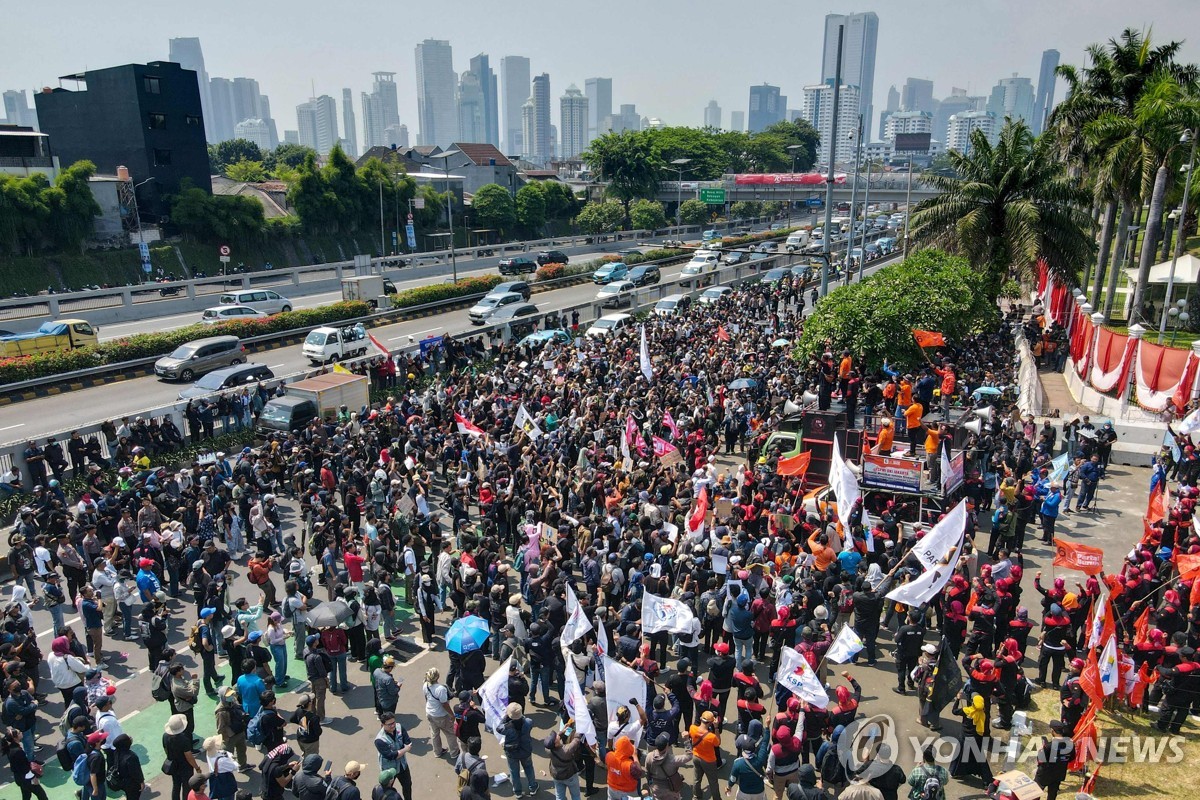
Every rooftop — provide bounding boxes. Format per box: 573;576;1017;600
449;142;513;168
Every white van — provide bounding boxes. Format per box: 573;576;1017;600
217;289;293;314
785;231;811;252
586;313;634;338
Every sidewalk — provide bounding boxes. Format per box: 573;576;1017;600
1037;365;1091;418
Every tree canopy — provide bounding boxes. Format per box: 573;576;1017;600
471;183;517;236
285;144;418;237
0;160;101;255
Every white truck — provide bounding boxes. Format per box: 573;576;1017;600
341;275;397;309
784;231;811;252
303;324;369;364
256;373;371;434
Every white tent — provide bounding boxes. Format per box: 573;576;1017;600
1124;253;1200;285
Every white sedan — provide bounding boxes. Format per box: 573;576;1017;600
201;305;268;325
699;286;733;305
596;279;636;308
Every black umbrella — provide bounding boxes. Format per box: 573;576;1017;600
305;599;351;629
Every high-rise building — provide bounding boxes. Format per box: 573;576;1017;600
168;38;210;140
1033;49;1060;135
530;73;552;162
415;39;457;147
987;74;1035;128
882;110;932;142
2;90;38;130
283;130;299;145
385;124;408;149
258;95;278;148
932;88;983;146
233;119;273;152
879;84;900;135
457;71;485;143
35;61;210;220
821;12;879;140
361;72;399;150
520;98;535;161
704;100;722;130
296;95;339;155
730;111;745;133
468;54;499;147
208;77;234;142
230;78;263;127
585;77;612;143
801;82;861;165
341;88;358;158
748;84;784;132
560;85;589;158
601;104;641;135
500;56;530;154
901;78;936;114
946;110;998;153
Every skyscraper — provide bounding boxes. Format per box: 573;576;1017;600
801;83;861;165
821;12;879;140
361;72;399;151
415;39;457;147
234;119;273;152
2;90;38;129
168;38;211;140
385;124;409;149
521;98;535;161
932;88;983;145
469;54;500;146
704;100;722;130
560;85;589;159
987;74;1035;127
500;56;530;154
748;84;783;132
1033;49;1060;135
879;84;900;138
901;78;936;114
207;77;235;141
231;77;264;128
730;111;745;133
584;77;612;143
341;88;358;157
258;95;278;148
946;110;998;152
457;71;485;143
296;95;339;155
530;73;552;163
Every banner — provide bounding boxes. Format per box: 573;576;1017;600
885;527;964;607
478;657;513;740
831;436;860;533
861;454;923;493
455;413;486;438
940;450;964;495
563;659;597;745
515;404;543;441
928;639;963;715
418;335;445;357
733;172;844;186
1052;539;1105;575
1048;452;1070;483
825;625;864;664
777;646;829;708
560;585;593;646
641;592;697;635
912;500;968;571
601;655;648;745
639;325;654;382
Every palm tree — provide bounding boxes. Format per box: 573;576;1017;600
909;119;1095;298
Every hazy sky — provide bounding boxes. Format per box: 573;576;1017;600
4;0;1199;139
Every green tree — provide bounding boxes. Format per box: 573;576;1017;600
47;160;101;252
287;152;338;232
472;183;518;235
538;181;581;221
640;126;727;180
413;185;445;231
574;201;626;233
225;159;266;182
582;131;662;222
730;201;763;219
678;198;710;226
629;199;667;231
208;139;264;173
264;142;317;172
761;119;820;172
516;184;547;236
909;119;1095;297
169;183;264;246
0;172;52;255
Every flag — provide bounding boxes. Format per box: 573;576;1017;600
927;638;963;715
912;500;968;571
625;416;647;457
594;617;608;659
777;451;812;477
601;655;648;745
1177;552;1200;581
940;448;953;494
1048;453;1070;483
1132;607;1151;646
332;362;352;374
717;326;731;342
455;413;486;438
687;486;709;537
1099;635;1119;696
885;529;964;608
825;625;864;664
830;436;860;532
1144;483;1166;542
1079;649;1105;709
652;435;678;460
639;325;654;382
1052;539;1105;575
777;646;830;708
1087;588;1114;650
563;658;597;745
478;657;513;739
1069;704;1099;772
912;329;946;348
514;404;543;440
560;585;593;646
641;592;697;634
663;410;679;439
368;332;390;358
1177;407;1200;435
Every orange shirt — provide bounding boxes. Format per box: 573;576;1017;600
688;726;721;764
876;426;894;452
839;356;853;379
925;428;940;455
807;531;836;572
606;737;639;792
904;403;925;431
898;381;913;406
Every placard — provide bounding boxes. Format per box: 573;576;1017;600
861;453;923;493
714;498;733;518
775;512;795;532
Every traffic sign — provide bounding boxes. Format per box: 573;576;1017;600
413;198;425;209
218;244;231;257
138;242;150;260
699;188;726;204
405;223;417;250
805;197;825;208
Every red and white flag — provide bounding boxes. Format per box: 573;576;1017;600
663;410;679;439
687;486;709;536
455;413;486;438
368;332;390;358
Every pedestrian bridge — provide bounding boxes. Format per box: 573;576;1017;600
657;175;942;209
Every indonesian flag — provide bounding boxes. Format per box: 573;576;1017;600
912;329;946;348
455;413;486;438
663;410;679;439
687;486;709;536
368;332;390;358
717;326;731;342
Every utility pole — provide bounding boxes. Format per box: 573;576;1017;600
858;157;873;282
820;23;844;299
844;114;863;286
902;152;914;260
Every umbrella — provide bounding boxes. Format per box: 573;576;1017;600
772;338;791;347
971;386;1003;399
728;378;759;390
306;600;351;629
445;616;491;654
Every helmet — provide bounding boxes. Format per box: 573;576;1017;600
48;480;60;488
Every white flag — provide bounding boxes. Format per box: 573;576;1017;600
640;325;654;382
601;655;648;745
560;585;593;646
825;625;864;664
1178;407;1200;436
885;533;964;608
515;404;543;441
1087;584;1110;650
831;436;860;535
478;657;513;740
563;658;597;745
594;617;609;659
911;500;968;571
1099;635;1119;696
776;646;829;708
641;592;697;635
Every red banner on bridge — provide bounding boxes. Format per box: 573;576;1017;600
733;173;845;186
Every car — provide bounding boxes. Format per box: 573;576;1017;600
498;256;537;275
517;329;573;348
625;264;661;287
178;362;275;400
848;247;864;263
877;237;896;254
699;286;732;305
468;291;524;323
592;262;629;284
201;304;268;325
749;251;770;264
701;229;720;242
488;302;540;323
757;241;779;253
217;289;292;314
586;313;633;338
617;247;642;257
770;222;787;231
536;250;569;266
154;335;245;382
864;242;882;256
763;267;790;285
680;254;719;286
653;293;692;316
811;227;824;240
790;264;811;279
721;251;747;265
492;280;532;300
597;280;636;308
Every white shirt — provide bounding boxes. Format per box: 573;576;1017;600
95;709;122;749
607;717;644;748
423;682;451;717
48;652;88;689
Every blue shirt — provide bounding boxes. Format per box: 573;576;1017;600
237;673;266;716
1040;490;1063;519
136;569;161;602
81;598;103;629
837;549;862;575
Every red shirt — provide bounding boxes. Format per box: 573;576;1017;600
344;551;366;582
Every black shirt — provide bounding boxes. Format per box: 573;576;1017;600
260;708;286;749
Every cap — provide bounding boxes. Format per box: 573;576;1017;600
86;731;108;746
701;711;716;724
248;631;263;642
921;643;938;655
306;634;320;645
345;761;365;775
378;769;397;786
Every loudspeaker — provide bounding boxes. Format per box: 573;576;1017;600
963;419;982;435
783;400;803;416
801;391;820;405
972;406;994;422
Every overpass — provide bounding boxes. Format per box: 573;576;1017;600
655;172;942;210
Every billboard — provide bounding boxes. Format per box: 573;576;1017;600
861;453;924;493
734;173;846;185
894;133;932;154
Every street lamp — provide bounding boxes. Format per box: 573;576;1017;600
1169;299;1191;346
1159;128;1198;343
786;144;803;225
670;158;691;229
429;150;461;283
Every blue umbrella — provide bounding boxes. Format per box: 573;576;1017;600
971;386;1003;399
445;616;491;654
728;378;759;390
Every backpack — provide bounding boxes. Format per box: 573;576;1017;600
56;733;82;770
246;707;268;746
71;752;89;786
918;771;944;800
188;624;202;654
106;754;125;792
325;777;351;800
151;671;172;702
819;745;845;786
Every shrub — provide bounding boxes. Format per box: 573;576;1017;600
999;278;1022;299
535;263;565;282
390;276;503;309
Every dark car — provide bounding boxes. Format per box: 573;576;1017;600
498;257;537;275
178;362;274;400
536;250;569;266
489;302;539;323
625;265;661;287
492;280;532;300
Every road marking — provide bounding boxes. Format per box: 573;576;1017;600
114;666;150;687
269;363;287;368
0;423;24;431
118;709;141;723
